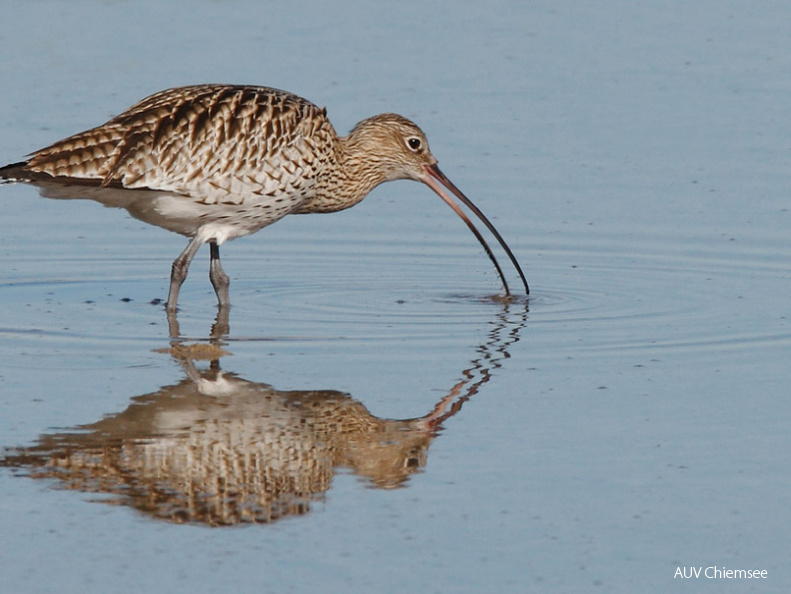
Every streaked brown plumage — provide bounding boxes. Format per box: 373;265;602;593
0;84;528;311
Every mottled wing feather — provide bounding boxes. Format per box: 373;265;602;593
24;124;128;182
24;85;337;207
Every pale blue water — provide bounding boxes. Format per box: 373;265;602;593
1;2;790;593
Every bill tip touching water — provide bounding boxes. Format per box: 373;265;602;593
0;84;529;311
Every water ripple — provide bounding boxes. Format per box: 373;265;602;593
1;228;788;360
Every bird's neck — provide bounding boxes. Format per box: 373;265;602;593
297;127;390;214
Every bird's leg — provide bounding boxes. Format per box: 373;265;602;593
167;311;181;339
209;241;231;309
167;236;203;312
210;302;230;339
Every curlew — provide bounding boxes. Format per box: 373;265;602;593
0;84;528;311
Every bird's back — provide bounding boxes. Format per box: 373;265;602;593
21;85;339;209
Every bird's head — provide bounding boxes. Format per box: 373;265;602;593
345;113;438;184
342;113;529;297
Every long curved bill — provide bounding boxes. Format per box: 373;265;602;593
421;164;529;296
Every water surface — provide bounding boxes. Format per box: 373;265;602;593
1;1;790;592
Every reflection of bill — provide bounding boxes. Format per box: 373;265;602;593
2;307;526;526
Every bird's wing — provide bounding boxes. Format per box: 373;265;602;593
23;85;337;205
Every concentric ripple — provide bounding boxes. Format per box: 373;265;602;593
1;223;789;364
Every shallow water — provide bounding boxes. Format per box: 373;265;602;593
2;1;790;592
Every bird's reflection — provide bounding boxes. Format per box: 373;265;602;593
2;305;527;526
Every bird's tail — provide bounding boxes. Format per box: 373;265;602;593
0;161;32;184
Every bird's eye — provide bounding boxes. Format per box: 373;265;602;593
407;137;422;151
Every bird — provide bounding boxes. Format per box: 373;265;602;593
0;84;528;311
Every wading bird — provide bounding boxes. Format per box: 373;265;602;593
0;84;528;311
